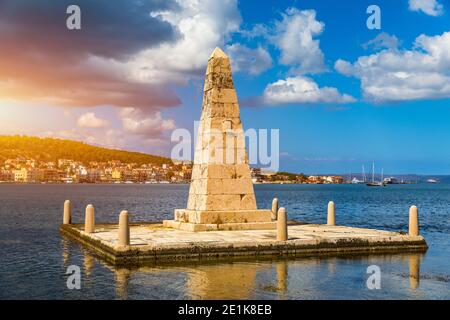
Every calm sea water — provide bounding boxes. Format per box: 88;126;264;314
0;183;448;300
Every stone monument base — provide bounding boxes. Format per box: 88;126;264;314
163;209;276;231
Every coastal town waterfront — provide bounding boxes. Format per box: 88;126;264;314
0;157;193;184
0;156;345;185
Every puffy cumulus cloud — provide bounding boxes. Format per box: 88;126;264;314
272;9;326;74
77;112;109;129
119;108;176;138
408;0;444;16
124;0;242;85
238;8;325;74
226;44;272;75
262;76;355;105
238;8;344;107
335;31;450;102
334;60;354;77
0;0;182;110
42;108;176;152
362;33;400;51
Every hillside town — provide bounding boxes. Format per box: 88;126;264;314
0;157;344;184
250;168;344;185
0;158;192;184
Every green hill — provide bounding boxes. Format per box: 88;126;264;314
0;135;171;165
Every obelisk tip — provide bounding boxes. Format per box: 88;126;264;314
210;47;228;59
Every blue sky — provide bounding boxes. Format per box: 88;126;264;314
171;0;450;174
1;0;450;174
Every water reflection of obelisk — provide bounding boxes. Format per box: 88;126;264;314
187;263;258;299
115;268;131;299
83;251;95;277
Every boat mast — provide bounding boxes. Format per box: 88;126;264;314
362;165;366;182
372;162;375;183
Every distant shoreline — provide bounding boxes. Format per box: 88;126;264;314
0;181;189;185
0;181;440;186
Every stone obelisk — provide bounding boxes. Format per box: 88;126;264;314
163;47;274;231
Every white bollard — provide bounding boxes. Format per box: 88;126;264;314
327;201;335;226
271;198;279;220
118;210;130;247
277;207;288;241
84;204;95;233
63;200;72;224
409;205;419;236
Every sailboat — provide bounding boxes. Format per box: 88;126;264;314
366;162;386;187
351;165;367;184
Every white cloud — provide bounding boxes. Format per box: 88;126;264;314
239;8;345;107
335;31;450;102
42;129;81;141
77;112;109;128
409;0;444;16
123;0;242;85
226;44;272;75
362;33;400;51
240;24;269;39
238;8;326;74
272;8;326;74
83;129;126;149
334;60;354;77
68;107;177;153
41;128;126;150
262;76;355;105
119;107;175;137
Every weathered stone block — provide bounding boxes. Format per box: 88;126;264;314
190;164;204;180
187;194;197;210
203;72;234;91
206;53;231;75
240;194;257;210
221;179;254;195
205;164;235;179
193;194;241;211
209;88;238;104
162;219;277;231
172;209;272;224
227;103;240;118
235;164;252;179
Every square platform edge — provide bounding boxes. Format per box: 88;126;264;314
60;223;428;266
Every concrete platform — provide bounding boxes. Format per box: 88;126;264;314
60;222;428;266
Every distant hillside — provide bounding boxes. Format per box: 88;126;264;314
0;135;171;165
